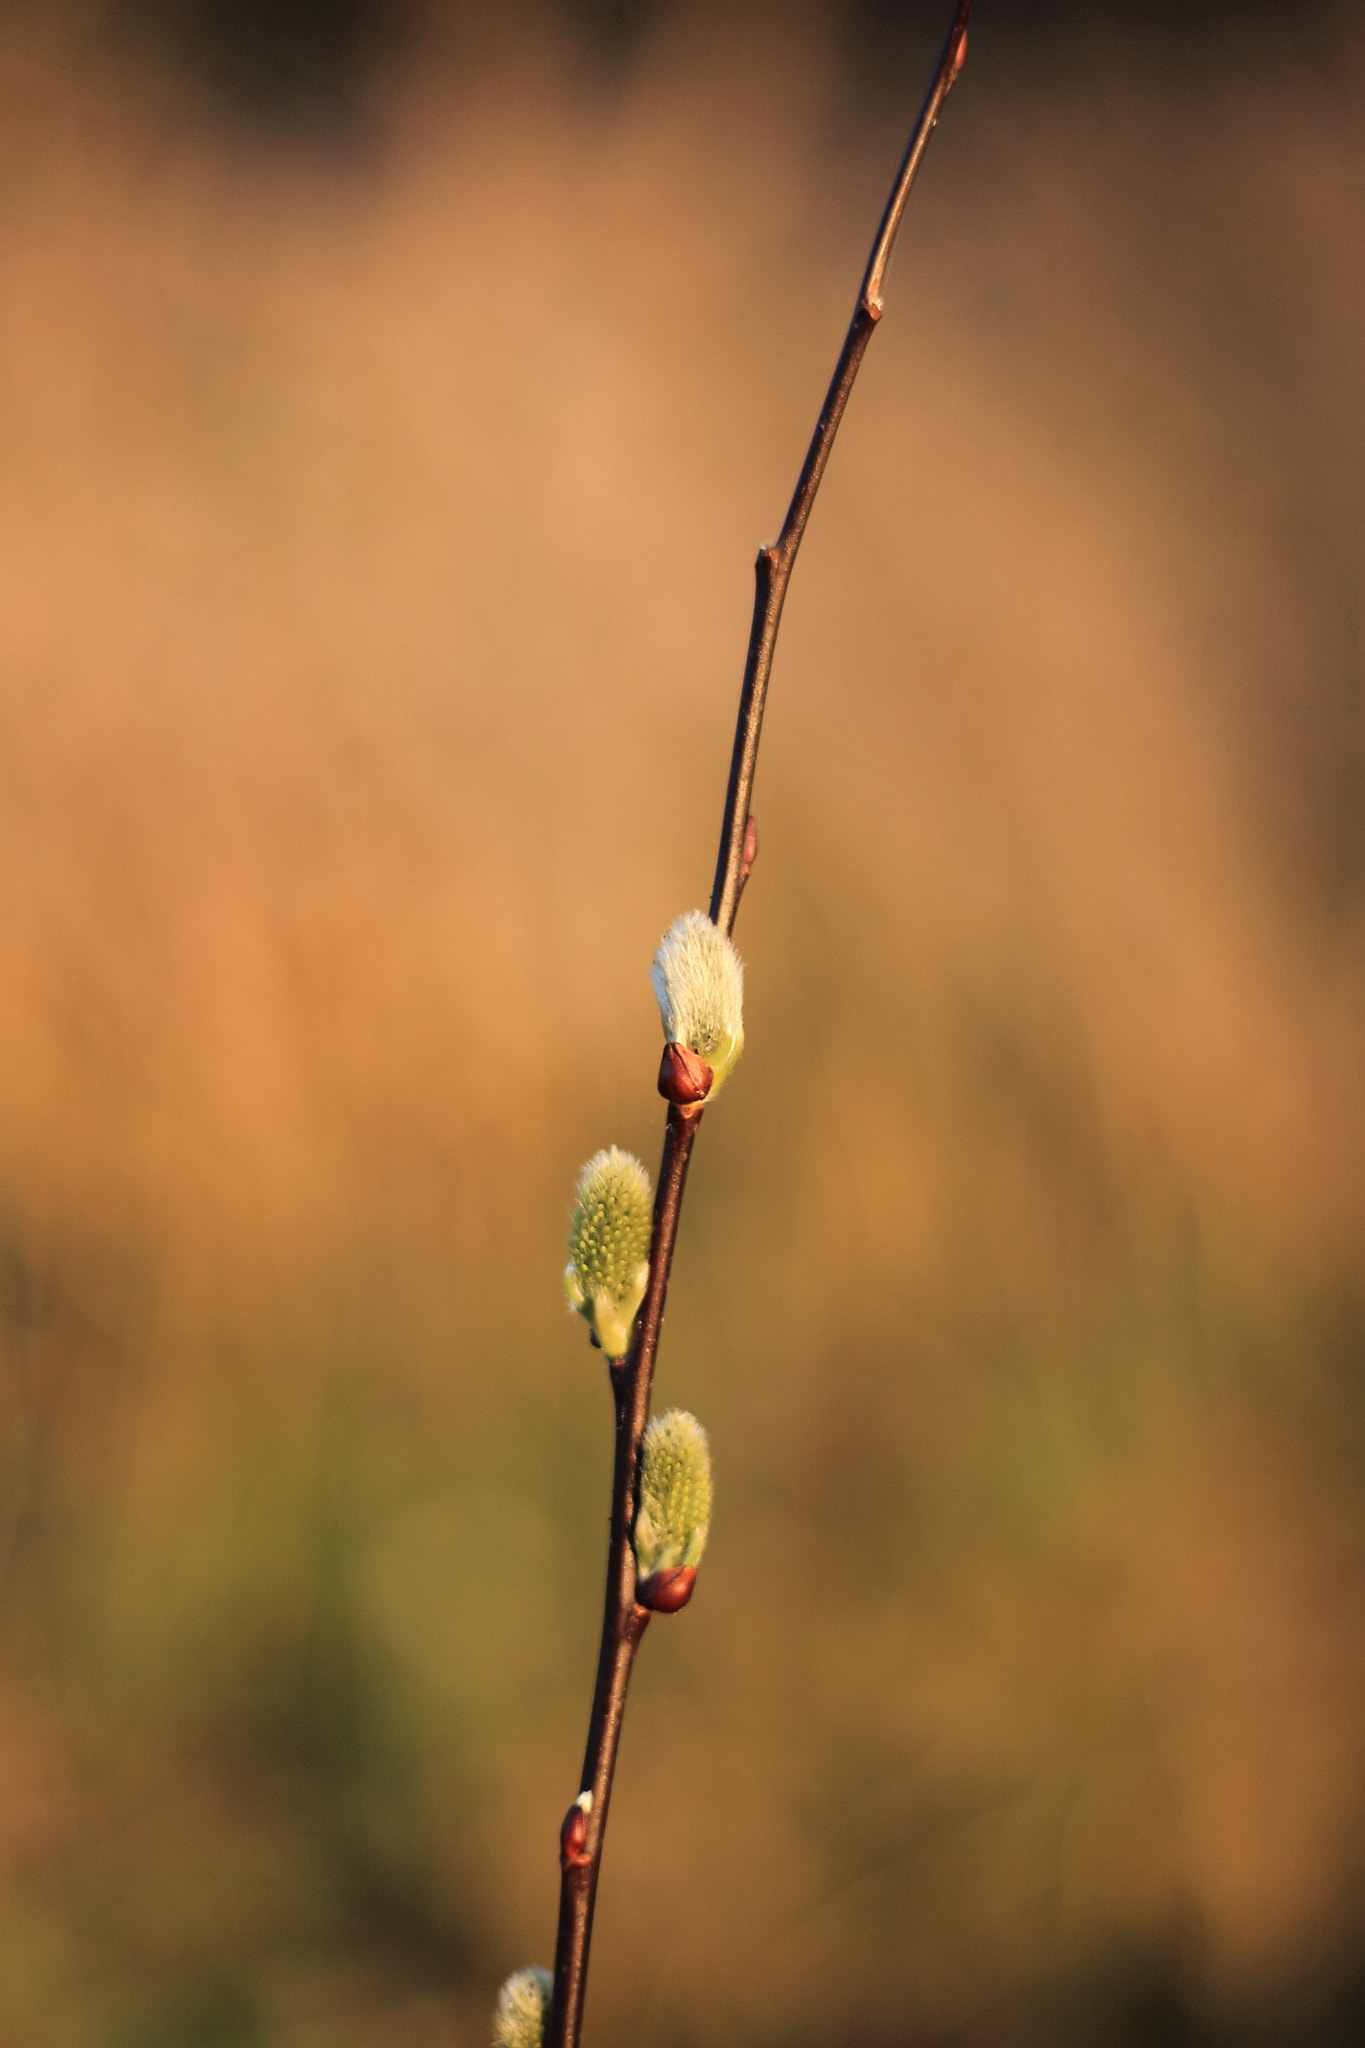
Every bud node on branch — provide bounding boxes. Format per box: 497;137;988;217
559;1802;591;1869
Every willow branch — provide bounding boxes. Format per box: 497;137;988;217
710;0;971;936
548;9;971;2044
550;1102;700;2048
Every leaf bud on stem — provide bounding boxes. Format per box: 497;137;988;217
559;1791;593;1868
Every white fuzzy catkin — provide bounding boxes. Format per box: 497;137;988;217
650;911;744;1095
564;1147;652;1359
635;1409;713;1578
492;1967;553;2048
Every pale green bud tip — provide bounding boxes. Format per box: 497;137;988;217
565;1147;653;1359
635;1409;713;1579
493;1967;553;2048
650;911;745;1098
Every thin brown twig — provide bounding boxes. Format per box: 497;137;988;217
711;0;971;938
547;9;971;2044
550;1101;701;2048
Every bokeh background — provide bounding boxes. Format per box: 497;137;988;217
1;1;1364;2042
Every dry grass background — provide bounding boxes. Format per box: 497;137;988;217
0;2;1363;2042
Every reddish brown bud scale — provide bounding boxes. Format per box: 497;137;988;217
742;814;759;873
559;1801;591;1868
952;29;968;75
658;1043;713;1105
635;1564;698;1614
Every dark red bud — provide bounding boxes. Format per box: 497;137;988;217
951;29;967;75
636;1564;698;1614
658;1043;713;1106
560;1800;591;1867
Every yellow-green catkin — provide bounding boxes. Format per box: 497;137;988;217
634;1410;713;1578
564;1147;653;1359
651;910;745;1098
492;1967;552;2048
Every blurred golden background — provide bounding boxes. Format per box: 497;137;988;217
0;1;1363;2042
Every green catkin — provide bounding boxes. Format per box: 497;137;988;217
634;1410;713;1578
492;1967;553;2048
650;910;745;1098
564;1147;653;1359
